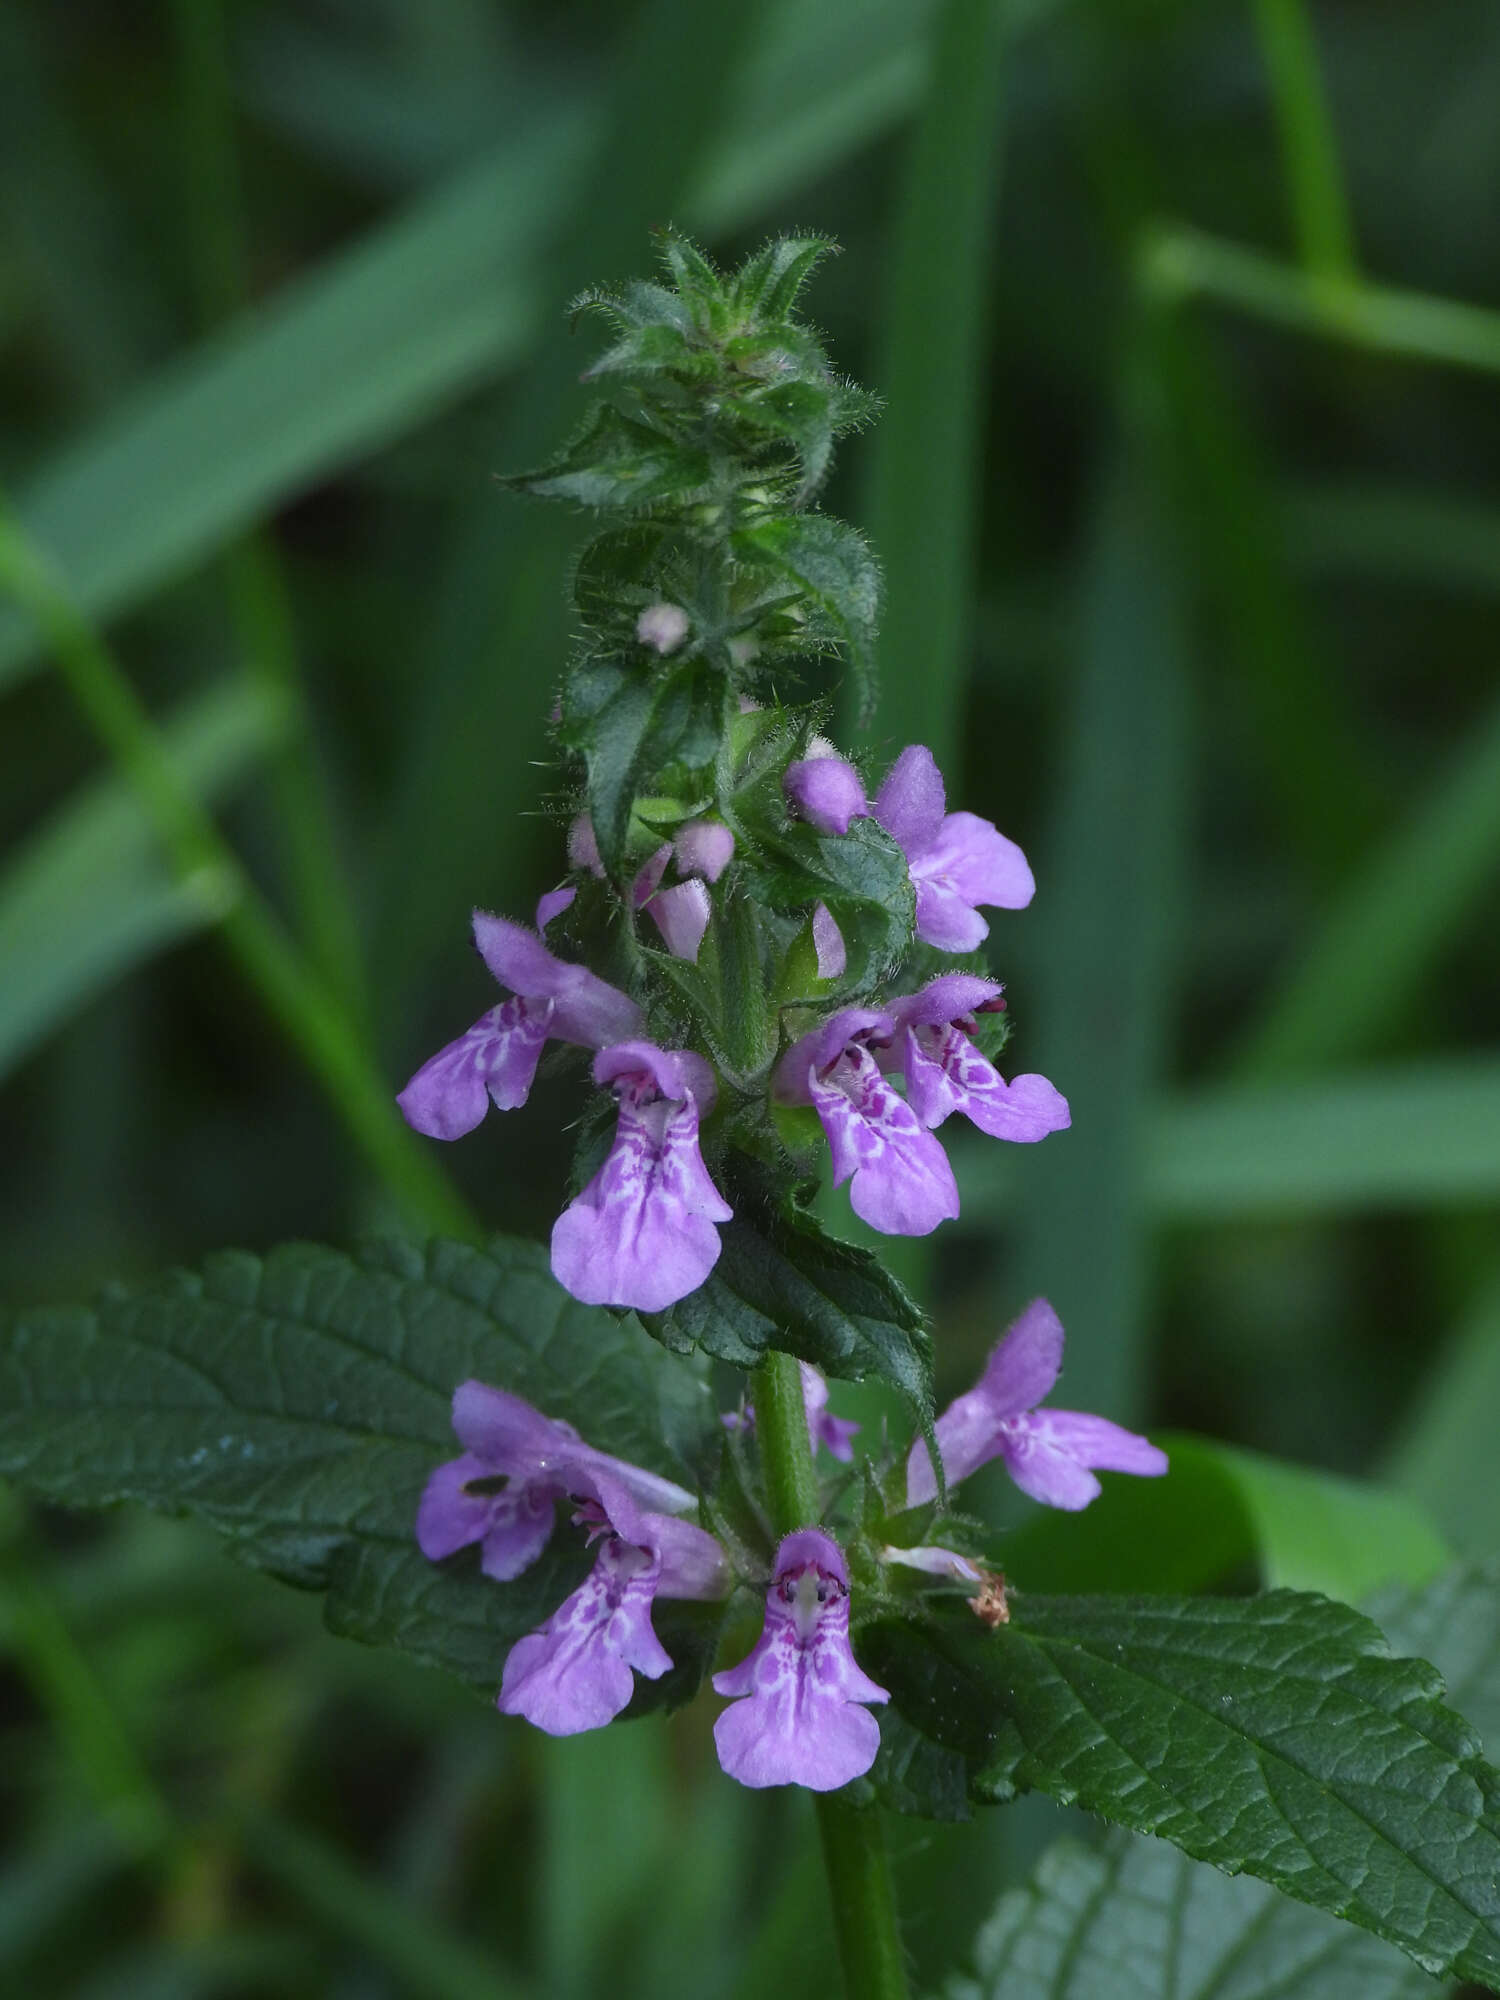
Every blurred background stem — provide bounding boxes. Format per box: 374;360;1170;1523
0;504;475;1239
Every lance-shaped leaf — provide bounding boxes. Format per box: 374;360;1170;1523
0;1235;721;1703
862;1589;1500;1987
503;404;715;513
942;1566;1500;2000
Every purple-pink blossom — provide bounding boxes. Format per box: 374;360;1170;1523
906;1298;1167;1510
416;1383;726;1737
416;1380;696;1580
397;904;644;1141
883;975;1069;1143
775;1009;959;1236
550;1041;732;1311
723;1362;860;1464
874;744;1034;952
784;752;866;836
673;819;735;883
499;1478;727;1735
713;1528;888;1790
811;902;846;979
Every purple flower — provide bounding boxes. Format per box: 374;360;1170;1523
551;1041;733;1311
784;753;867;836
799;1363;859;1462
416;1380;697;1581
774;1009;959;1236
811;902;846;979
499;1473;728;1736
884;975;1070;1143
642;879;712;962
397;909;644;1141
874;745;1034;952
673;819;735;883
906;1298;1168;1510
713;1528;888;1791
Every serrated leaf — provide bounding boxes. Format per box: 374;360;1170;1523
505;403;713;511
863;1589;1500;1987
946;1837;1440;2000
570;660;723;873
647;1194;933;1427
730;235;838;321
0;1235;720;1701
735;514;882;716
866;1705;972;1824
738;815;914;994
945;1566;1500;2000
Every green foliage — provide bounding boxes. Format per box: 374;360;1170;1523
0;1235;720;1701
649;1197;934;1426
864;1588;1500;1984
941;1564;1500;2000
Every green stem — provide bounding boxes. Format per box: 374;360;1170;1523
0;504;477;1242
1252;0;1357;281
1142;224;1500;379
751;1352;910;2000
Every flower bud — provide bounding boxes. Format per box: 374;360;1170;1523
674;819;735;883
636;602;690;655
784;754;866;836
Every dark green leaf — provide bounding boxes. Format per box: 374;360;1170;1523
569;660;723;872
943;1566;1500;2000
864;1589;1500;1986
945;1835;1440;2000
739;815;914;995
735;514;882;716
866;1706;972;1824
505;403;713;511
648;1195;933;1426
0;1235;720;1701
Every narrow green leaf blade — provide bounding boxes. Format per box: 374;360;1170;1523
0;676;285;1081
864;1589;1500;1986
0;1235;719;1699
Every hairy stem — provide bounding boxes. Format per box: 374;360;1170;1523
751;1351;910;2000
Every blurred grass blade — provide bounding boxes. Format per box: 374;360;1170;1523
0;676;284;1082
1148;1060;1500;1216
1205;1439;1448;1597
1237;683;1500;1074
237;1806;526;2000
1287;479;1500;596
859;0;1008;770
1144;223;1500;376
1252;0;1357;280
1000;1433;1450;1600
0;1;938;696
0;1825;129;1970
541;1727;671;1999
1388;1261;1500;1557
957;1058;1500;1220
1006;454;1189;1422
